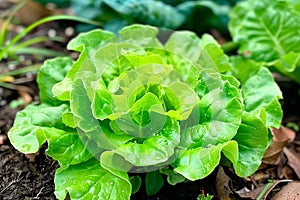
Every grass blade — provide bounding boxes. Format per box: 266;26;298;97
0;15;103;61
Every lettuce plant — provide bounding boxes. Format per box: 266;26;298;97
229;0;300;83
8;24;282;199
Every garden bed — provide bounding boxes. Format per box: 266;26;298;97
1;1;300;200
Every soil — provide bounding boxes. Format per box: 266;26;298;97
1;2;300;200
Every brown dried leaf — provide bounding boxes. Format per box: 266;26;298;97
271;127;296;142
263;141;286;165
215;166;232;200
25;152;39;162
235;185;265;199
14;0;50;24
272;182;300;200
279;165;295;179
18;90;32;106
254;180;293;200
283;147;300;179
251;171;270;182
263;127;296;165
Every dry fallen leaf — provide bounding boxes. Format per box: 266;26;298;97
13;0;50;24
263;141;286;165
18;90;33;106
235;185;265;199
271;126;296;143
280;165;296;179
251;171;270;182
25;152;39;162
283;147;300;179
272;181;300;200
263;127;296;165
215;166;232;200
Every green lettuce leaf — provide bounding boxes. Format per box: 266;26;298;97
37;57;74;106
230;57;283;128
233;112;269;177
45;130;92;167
145;170;164;196
165;32;231;74
181;71;242;147
8;104;92;166
173;140;238;181
53;29;115;101
55;158;131;200
8;104;68;153
71;78;133;154
159;167;186;185
8;24;284;199
100;118;180;172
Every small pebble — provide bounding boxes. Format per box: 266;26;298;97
48;29;57;38
0;134;7;145
0;100;7;106
65;27;75;37
7;63;16;70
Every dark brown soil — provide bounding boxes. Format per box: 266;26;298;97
0;144;58;200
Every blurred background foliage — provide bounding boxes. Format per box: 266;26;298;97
31;0;242;41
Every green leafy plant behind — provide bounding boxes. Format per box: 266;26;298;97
229;0;300;83
8;25;282;199
35;0;240;34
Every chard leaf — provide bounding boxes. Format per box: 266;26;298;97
37;57;73;105
229;0;300;80
177;1;231;34
233;112;269;177
230;57;283;128
8;104;69;153
54;158;131;200
272;52;300;84
173;140;238;181
103;0;186;29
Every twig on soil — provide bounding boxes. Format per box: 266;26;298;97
33;186;44;199
0;171;23;194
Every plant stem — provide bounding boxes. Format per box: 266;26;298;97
221;41;238;53
0;64;41;77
